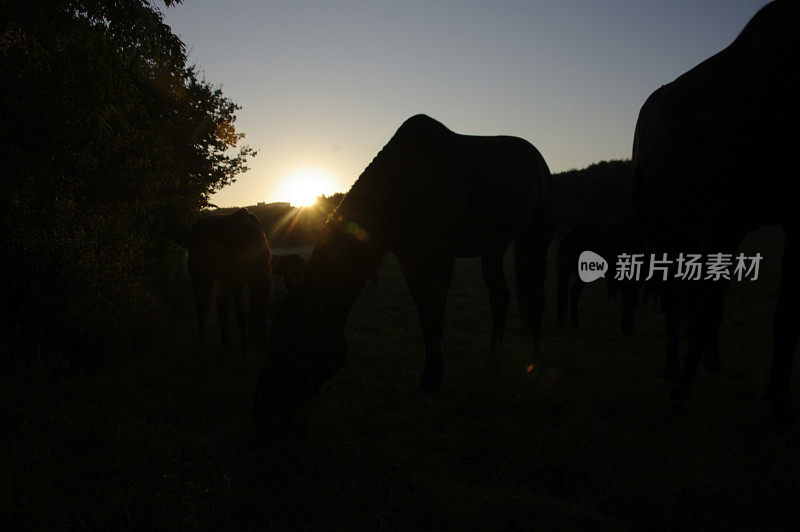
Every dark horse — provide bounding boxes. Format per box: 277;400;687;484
254;114;553;417
271;253;308;293
632;0;800;418
556;218;646;332
188;208;272;352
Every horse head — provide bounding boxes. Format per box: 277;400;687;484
252;282;347;420
252;224;380;421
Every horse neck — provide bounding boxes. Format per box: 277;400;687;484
304;226;386;319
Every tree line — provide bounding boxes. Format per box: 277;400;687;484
215;160;635;249
209;193;346;249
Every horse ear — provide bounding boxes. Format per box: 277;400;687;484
369;270;379;285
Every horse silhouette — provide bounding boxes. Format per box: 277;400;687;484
557;218;646;332
188;208;272;352
632;0;800;418
271;254;307;293
254;114;553;418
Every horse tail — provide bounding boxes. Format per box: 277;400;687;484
515;172;554;351
555;233;573;326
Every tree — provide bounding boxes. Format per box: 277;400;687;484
0;0;255;366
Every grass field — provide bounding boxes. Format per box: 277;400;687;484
3;227;800;528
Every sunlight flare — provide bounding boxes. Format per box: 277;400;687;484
277;168;337;207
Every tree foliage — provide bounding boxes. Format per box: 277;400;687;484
0;0;255;366
550;160;634;237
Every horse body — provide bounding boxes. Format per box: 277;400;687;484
338;117;546;256
632;0;800;417
254;114;553;417
557;219;646;332
188;208;272;352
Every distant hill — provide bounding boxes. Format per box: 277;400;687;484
551;159;634;238
208;193;345;248
211;160;635;246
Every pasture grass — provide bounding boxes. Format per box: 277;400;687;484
3;227;800;528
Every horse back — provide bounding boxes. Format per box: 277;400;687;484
394;136;547;256
188;209;271;286
634;1;800;227
334;115;550;258
441;134;549;256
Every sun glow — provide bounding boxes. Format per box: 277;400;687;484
277;168;337;208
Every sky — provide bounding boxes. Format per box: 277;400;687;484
162;0;771;207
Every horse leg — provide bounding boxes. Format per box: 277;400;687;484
398;255;454;394
673;231;741;399
702;296;722;377
670;279;706;399
481;253;509;362
217;288;232;347
515;217;552;361
556;263;570;327
569;280;584;327
620;280;639;334
672;276;728;399
233;287;247;353
661;278;681;381
191;273;213;343
766;224;800;421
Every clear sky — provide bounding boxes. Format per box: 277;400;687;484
162;0;770;207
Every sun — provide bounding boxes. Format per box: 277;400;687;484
277;168;337;208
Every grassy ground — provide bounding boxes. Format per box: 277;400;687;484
3;227;800;528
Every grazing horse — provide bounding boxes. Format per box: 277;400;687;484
632;0;800;418
556;218;646;332
188;208;272;352
254;114;553;418
271;254;308;293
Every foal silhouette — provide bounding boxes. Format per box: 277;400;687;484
188;208;272;352
632;0;800;418
254;114;553;418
